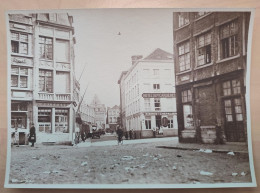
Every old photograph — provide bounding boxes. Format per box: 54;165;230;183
5;9;256;188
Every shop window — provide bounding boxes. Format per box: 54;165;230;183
178;41;190;72
154;98;161;111
168;118;174;128
197;32;211;66
11;115;27;129
182;89;192;103
56;39;70;62
11;103;27;111
11;67;28;88
223;79;241;96
55;109;69;133
145;118;151;129
39;70;53;93
39;36;53;60
178;12;189;28
183;105;193;128
220;20;239;59
38;108;52;133
11;32;28;55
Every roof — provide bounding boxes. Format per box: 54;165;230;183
143;48;173;60
117;71;128;84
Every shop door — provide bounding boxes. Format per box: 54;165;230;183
155;115;161;128
223;98;245;142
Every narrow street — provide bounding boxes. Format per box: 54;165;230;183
9;137;251;184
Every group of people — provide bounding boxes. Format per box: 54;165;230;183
11;123;36;147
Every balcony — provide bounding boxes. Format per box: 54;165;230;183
38;93;71;101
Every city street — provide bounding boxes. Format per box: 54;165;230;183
9;136;251;185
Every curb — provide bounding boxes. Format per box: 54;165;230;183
156;146;248;154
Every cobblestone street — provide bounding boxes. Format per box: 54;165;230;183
9;137;252;185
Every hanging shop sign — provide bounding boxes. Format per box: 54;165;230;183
144;112;177;116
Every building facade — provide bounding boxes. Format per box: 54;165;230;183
122;48;178;138
107;105;120;132
9;13;77;144
91;95;106;129
173;12;250;143
80;101;95;125
117;71;127;131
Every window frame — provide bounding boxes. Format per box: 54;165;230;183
154;98;161;111
178;41;190;72
222;79;241;96
11;66;29;88
39;36;53;60
39;70;53;93
11;31;29;55
197;32;212;66
178;12;190;28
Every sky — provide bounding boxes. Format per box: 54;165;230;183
70;9;174;108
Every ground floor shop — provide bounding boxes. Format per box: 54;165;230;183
125;112;178;139
176;71;247;143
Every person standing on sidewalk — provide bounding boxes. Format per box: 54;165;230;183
29;123;36;147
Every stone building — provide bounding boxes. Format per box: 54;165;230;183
9;13;77;144
107;105;120;132
173;12;251;143
121;48;178;138
90;95;106;130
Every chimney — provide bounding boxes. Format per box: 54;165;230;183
131;55;143;65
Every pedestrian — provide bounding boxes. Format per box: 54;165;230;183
13;127;19;147
125;130;128;140
29;123;36;147
152;127;156;138
129;129;133;140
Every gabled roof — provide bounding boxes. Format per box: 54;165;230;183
143;48;173;60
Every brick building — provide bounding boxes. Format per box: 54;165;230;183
173;12;251;143
9;13;78;144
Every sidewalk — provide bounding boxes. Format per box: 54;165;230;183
75;137;248;154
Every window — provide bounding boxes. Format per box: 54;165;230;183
223;79;241;96
183;105;193;128
11;103;27;111
153;69;159;76
39;36;53;60
178;13;189;28
38;108;52;133
195;12;209;19
11;115;27;129
55;109;69;133
153;84;160;90
182;89;192;103
56;39;70;62
11;32;28;55
39;70;53;93
11;67;28;88
145;118;152;129
154;99;161;111
197;32;211;66
168;118;174;128
224;100;233;122
220;20;238;59
144;98;150;111
55;72;70;93
178;41;190;72
234;98;243;121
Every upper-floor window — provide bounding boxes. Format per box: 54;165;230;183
39;36;53;60
182;89;192;103
11;32;28;55
153;69;159;76
223;79;241;96
56;39;70;63
178;13;189;28
153;84;160;90
144;98;150;111
195;12;209;19
178;41;190;72
11;67;28;88
197;32;212;66
39;70;53;93
154;98;161;111
220;20;239;59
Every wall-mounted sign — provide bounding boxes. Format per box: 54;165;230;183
144;112;177;116
142;93;176;98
